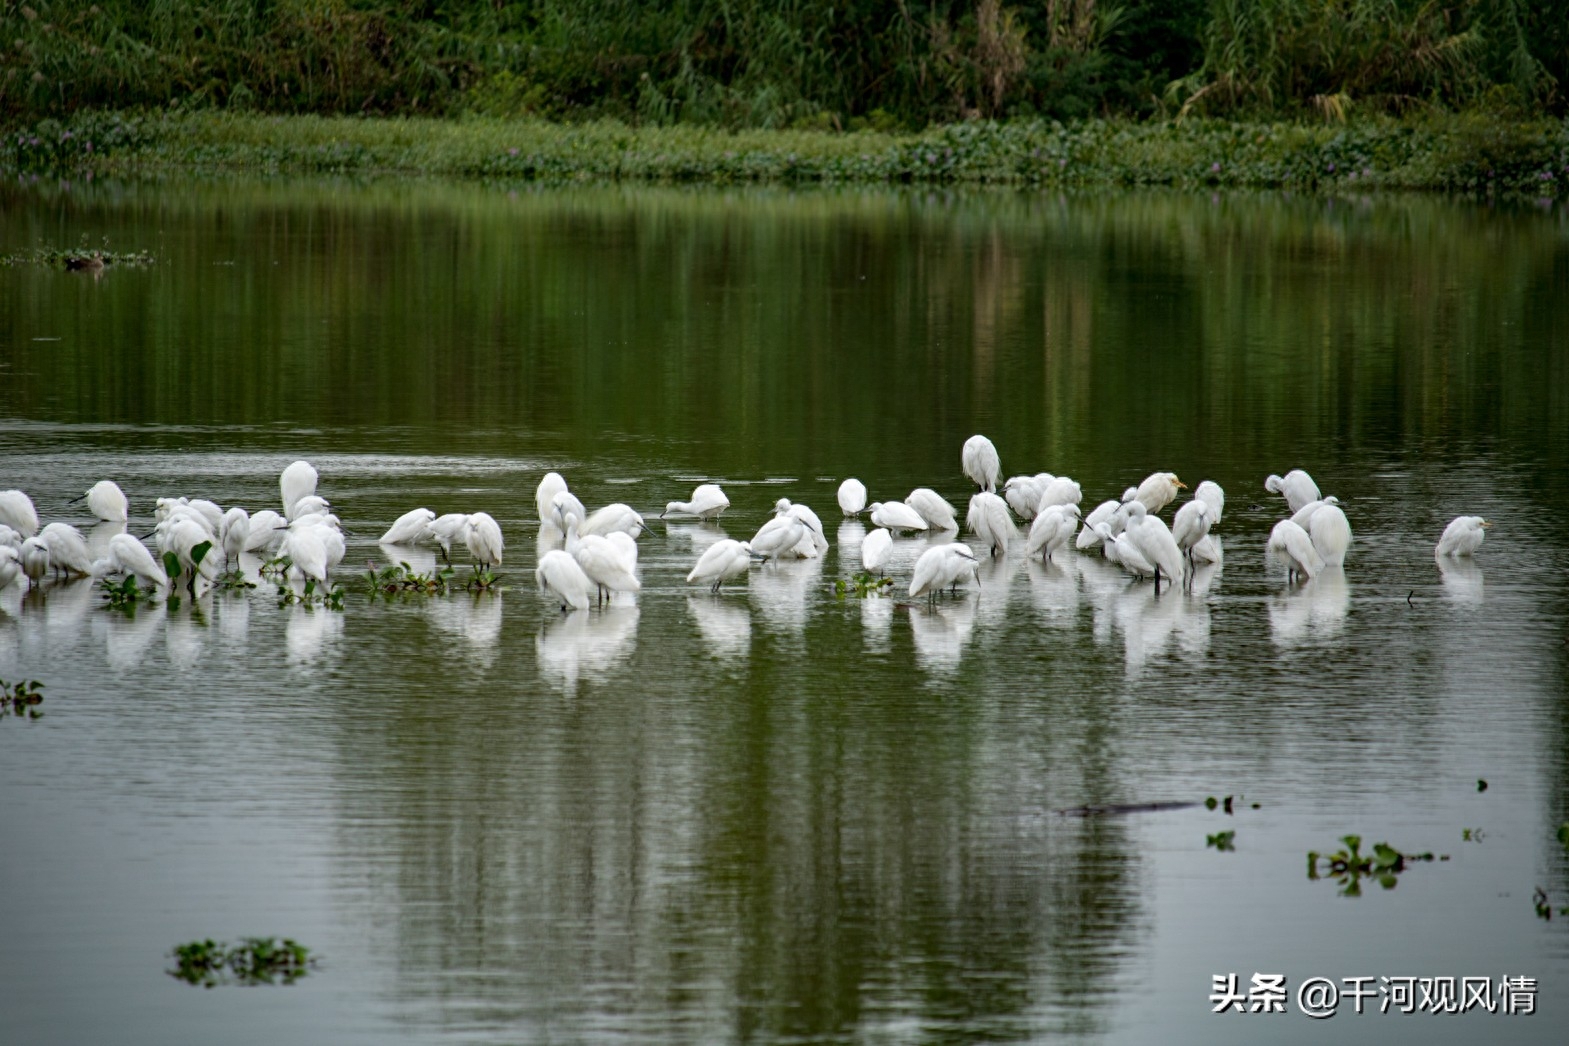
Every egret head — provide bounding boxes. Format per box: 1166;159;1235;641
773;498;791;514
1264;474;1284;494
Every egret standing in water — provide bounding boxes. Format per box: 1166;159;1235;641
868;501;928;534
380;508;436;545
1267;519;1323;582
663;484;730;520
1133;472;1186;514
1308;503;1352;567
1265;470;1321;514
860;527;893;575
909;543;979;600
462;512;505;571
966;492;1015;558
537;549;593;610
70;480;128;523
1026;504;1080;563
0;490;39;537
1436;516;1492;557
836;479;868;517
280;460;318;517
1123;502;1186;592
906;488;958;531
686;539;753;593
962;435;1001;493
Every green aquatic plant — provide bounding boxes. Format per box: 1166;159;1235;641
1307;835;1441;897
1207;830;1236;851
214;569;256;592
366;561;452;596
168;937;316;988
274;578;344;610
98;574;157;612
0;243;156;270
1;678;44;719
466;566;501;591
257;555;291;579
834;572;894;599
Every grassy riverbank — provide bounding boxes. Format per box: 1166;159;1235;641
7;109;1568;198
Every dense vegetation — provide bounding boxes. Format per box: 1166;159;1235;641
2;1;1565;127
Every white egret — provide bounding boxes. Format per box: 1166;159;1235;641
1123;502;1186;592
860;527;893;575
910;543;980;600
0;523;21;551
1036;477;1082;513
749;513;808;562
244;510;286;553
836;479;868;517
575;533;640;604
1026;504;1080;562
1436;516;1492;557
1134;472;1187;514
686;539;753;592
579;503;648;539
906;488;957;531
69;480;128;522
280;460;318;516
1267;519;1323;582
784;501;829;556
607;532;638;574
1289;495;1340;529
1190;534;1223;564
166;517;225;585
1076;499;1122;549
1308;504;1352;568
19;536;49;588
962;435;1001;493
286;494;329;523
1004;474;1047;519
99;533;169;591
0;546;19;589
966;492;1015;558
537;473;569;532
461;512;504;570
1195;480;1225;526
1265;470;1321;513
1097;523;1153;578
537;549;593;610
868;501;928;534
663;483;730;520
550;490;589;536
424;513;469;562
0;490;40;537
380;508;435;545
279;523;329;585
220;507;250;566
153;496;188;522
1170;500;1213;563
40;522;94;578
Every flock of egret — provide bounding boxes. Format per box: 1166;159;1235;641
0;437;1493;615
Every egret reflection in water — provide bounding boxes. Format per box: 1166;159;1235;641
748;558;822;636
908;597;978;676
1437;555;1485;604
1269;567;1350;647
285;606;345;666
535;605;639;693
686;595;751;659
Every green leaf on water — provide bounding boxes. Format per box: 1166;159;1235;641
1557;823;1569;848
163;551;181;578
1204;796;1217;810
190;540;212;567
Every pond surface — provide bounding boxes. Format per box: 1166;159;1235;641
1;180;1567;1044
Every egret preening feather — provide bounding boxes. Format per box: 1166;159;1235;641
910;543;980;600
1122;502;1187;591
1267;519;1323;581
380;508;435;545
537;549;593;610
1194;480;1225;526
1264;470;1321;514
663;483;730;520
280;460;318;517
962;435;1001;493
905;488;958;531
686;539;753;593
1308;504;1352;568
0;490;40;537
836;479;868;517
860;527;893;575
1026;504;1080;562
966;492;1016;558
868;501;928;534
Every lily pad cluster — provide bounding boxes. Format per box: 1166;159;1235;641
167;937;316;988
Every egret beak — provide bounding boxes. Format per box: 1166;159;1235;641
1481;520;1494;528
1175;480;1188;489
68;493;87;504
140;530;156;540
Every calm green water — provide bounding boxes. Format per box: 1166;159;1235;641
1;180;1567;1045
